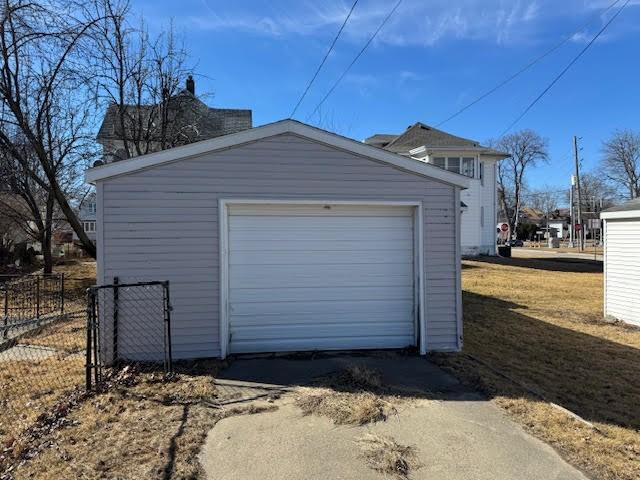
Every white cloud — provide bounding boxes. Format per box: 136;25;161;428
193;0;637;47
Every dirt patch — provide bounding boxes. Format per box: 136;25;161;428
433;257;640;480
356;433;422;479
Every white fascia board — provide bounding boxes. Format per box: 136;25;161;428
409;145;509;159
601;210;640;220
85;120;469;189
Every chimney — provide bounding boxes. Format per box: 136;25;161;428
186;75;195;95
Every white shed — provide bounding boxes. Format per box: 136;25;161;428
601;198;640;326
86;120;469;359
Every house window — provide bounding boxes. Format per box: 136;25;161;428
446;157;460;173
462;157;475;177
430;156;477;178
88;202;96;215
479;161;485;186
83;221;96;233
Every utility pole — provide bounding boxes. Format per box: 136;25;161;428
573;135;583;251
569;181;574;248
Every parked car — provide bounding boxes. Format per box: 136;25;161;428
507;239;524;247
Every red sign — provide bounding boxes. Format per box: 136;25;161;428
500;223;509;232
575;223;582;232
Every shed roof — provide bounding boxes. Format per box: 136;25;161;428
601;198;640;219
86;119;470;189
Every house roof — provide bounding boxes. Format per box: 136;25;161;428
86;119;470;189
365;122;509;157
601;198;640;219
97;90;252;145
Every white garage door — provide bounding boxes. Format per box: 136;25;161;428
605;219;640;326
227;204;416;354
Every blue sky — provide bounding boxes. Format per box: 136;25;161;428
133;0;639;191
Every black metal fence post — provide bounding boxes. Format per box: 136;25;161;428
2;284;7;339
86;289;94;391
113;276;119;365
35;276;40;320
163;281;173;375
60;273;65;317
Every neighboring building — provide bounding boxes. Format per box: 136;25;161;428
365;123;509;256
86;120;470;361
96;76;252;163
71;192;97;244
601;198;640;326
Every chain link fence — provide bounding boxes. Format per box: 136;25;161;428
0;274;172;465
86;279;173;390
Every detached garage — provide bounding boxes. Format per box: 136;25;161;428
86;120;469;359
601;198;640;326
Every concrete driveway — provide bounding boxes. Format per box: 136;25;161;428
199;353;588;480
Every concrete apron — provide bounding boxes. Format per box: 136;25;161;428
200;353;588;480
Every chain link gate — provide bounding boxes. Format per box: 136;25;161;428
86;279;173;390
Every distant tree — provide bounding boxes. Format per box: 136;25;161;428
600;129;640;199
567;171;618;213
0;0;100;258
525;186;560;215
495;130;549;237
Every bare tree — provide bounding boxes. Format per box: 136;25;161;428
87;0;198;160
495;130;549;236
525;186;560;214
600;129;640;199
0;0;100;257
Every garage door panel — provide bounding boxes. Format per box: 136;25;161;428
229;309;413;326
231;299;414;316
230;285;413;303
228;204;416;354
230;250;413;265
230;335;416;354
231;323;414;341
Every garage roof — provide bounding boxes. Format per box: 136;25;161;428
601;198;640;219
85;119;470;189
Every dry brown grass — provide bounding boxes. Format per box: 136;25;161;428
296;389;394;425
5;359;281;480
356;433;421;479
294;365;398;425
433;256;640;480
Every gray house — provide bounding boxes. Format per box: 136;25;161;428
96;76;252;163
86;120;469;360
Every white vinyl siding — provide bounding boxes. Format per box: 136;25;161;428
604;218;640;326
227;204;415;353
98;133;460;358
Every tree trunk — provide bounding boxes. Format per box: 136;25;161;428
42;192;54;274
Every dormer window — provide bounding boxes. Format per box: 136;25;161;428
88;202;96;215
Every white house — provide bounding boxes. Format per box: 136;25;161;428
75;193;97;242
601;198;640;326
366;123;509;256
86;120;469;361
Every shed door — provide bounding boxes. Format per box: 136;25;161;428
227;204;416;354
605;219;640;325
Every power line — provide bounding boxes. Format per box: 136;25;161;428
305;0;403;122
499;0;630;137
289;0;359;119
435;0;623;128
